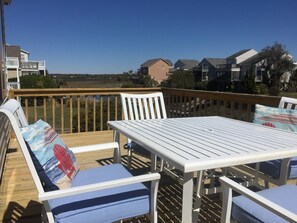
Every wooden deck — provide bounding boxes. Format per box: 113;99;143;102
0;131;222;223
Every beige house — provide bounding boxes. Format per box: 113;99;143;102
6;44;46;89
140;58;173;84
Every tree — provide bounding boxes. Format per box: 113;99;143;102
20;74;58;106
161;70;195;89
20;74;57;89
288;69;297;92
138;74;158;87
241;68;257;94
258;42;295;93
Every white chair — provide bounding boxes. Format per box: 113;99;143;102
121;92;167;170
0;99;29;181
253;96;297;187
220;176;297;223
0;98;28;127
230;96;297;188
0;100;160;223
278;96;297;110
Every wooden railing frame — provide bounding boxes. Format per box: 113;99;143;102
8;87;281;134
9;88;161;134
161;88;280;122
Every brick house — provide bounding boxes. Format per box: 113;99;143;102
139;58;173;84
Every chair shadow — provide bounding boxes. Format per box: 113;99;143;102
97;155;151;174
7;148;18;154
3;200;42;223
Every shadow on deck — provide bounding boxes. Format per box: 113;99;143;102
2;155;222;223
0;130;222;223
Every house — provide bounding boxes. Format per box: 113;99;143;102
193;58;226;82
193;49;258;83
139;58;173;84
174;59;199;70
6;44;46;89
226;49;258;81
239;53;265;82
239;52;297;87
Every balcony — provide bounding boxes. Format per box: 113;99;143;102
216;64;240;69
6;57;19;68
0;87;281;222
20;60;45;71
7;81;20;89
21;61;39;70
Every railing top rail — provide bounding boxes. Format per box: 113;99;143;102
161;88;280;107
9;87;162;97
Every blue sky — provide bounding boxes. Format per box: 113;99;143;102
5;0;297;74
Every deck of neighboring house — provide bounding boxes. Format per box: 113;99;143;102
0;130;222;223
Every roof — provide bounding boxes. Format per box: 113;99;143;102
202;58;226;67
141;58;173;67
226;49;252;60
6;44;30;55
239;53;263;65
175;59;199;69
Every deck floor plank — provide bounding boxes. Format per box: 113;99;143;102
0;131;222;223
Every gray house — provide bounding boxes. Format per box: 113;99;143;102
193;58;226;82
174;59;199;71
193;49;258;82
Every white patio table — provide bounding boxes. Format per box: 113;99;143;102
108;116;297;223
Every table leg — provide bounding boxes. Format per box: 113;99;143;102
193;171;203;222
182;172;194;223
112;130;121;163
151;153;157;172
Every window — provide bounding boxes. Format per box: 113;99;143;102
256;67;264;82
231;71;240;81
202;72;208;81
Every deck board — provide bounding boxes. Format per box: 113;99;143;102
0;131;222;223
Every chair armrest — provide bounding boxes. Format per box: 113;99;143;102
69;142;119;154
69;142;121;163
219;176;297;222
39;172;160;201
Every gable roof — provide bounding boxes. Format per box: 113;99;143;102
141;58;173;67
239;53;263;65
226;49;252;60
175;59;199;69
202;58;226;67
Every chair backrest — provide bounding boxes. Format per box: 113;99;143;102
278;97;297;110
121;92;167;121
0;99;28;127
0;108;45;194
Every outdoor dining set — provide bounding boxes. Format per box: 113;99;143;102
1;92;297;223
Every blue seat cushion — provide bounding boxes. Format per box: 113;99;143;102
247;157;297;179
48;164;150;223
125;141;151;156
232;184;297;223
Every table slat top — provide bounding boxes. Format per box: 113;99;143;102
108;116;297;172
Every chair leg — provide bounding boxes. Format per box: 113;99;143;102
150;179;159;223
42;201;54;223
